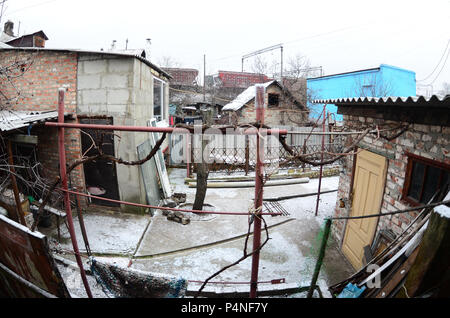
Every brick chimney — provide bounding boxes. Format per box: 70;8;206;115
3;20;14;37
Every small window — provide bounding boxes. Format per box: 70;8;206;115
403;154;450;205
268;93;279;107
153;78;167;122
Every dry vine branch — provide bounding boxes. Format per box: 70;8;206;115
194;214;271;298
31;131;167;231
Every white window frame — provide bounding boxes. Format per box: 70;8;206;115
153;77;167;123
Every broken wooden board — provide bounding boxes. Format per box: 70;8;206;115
374;247;420;298
0;215;70;298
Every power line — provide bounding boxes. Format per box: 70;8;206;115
428;46;450;85
417;38;450;82
6;0;59;15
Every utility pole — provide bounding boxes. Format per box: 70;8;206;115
280;45;283;80
0;0;7;26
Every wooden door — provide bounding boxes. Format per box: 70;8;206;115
342;149;387;270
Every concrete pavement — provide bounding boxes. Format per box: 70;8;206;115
42;168;354;297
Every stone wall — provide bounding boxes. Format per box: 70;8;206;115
333;113;450;246
236;85;308;127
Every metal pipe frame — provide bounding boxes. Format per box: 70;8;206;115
48;88;287;299
45;122;287;136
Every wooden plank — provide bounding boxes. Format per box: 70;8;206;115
9;134;38;145
374;247;419;298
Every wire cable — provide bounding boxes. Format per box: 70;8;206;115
417;39;450;82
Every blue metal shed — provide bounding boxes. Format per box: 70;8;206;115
307;64;416;121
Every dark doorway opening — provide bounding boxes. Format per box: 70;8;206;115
80;118;120;207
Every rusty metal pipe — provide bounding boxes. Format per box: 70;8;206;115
314;106;326;217
45;122;287;136
57;88;93;298
59;188;281;216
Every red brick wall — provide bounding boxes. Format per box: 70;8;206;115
218;71;270;88
163;68;198;86
0;50;86;198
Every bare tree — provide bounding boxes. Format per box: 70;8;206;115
351;73;394;98
437;82;450;96
157;56;182;68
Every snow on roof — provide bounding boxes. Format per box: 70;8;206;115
0;41;12;48
222;80;275;111
435;192;450;219
0;110;59;132
0;31;15;43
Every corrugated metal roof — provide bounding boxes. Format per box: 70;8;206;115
0;110;59;132
313;95;450;107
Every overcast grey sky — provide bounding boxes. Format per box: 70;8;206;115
2;0;449;93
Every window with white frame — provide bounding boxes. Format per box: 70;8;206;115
153;77;167;122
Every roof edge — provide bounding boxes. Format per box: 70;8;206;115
0;47;172;79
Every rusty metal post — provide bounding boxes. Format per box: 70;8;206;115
75;188;91;256
314;105;327;217
6;139;27;225
57;88;93;298
250;85;265;298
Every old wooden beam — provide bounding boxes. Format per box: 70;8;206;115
6;140;27;226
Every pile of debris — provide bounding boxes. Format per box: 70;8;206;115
329;189;450;298
163;210;191;225
161;192;190;225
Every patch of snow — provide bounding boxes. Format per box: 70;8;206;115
53;213;150;255
222;81;274;111
435;192;450;219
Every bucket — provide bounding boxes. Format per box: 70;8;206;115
30;205;52;228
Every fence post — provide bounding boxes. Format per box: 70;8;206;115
245;135;249;176
250;85;265;298
314;105;327;217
